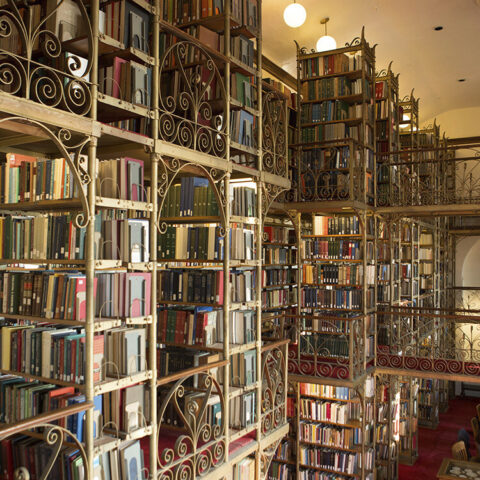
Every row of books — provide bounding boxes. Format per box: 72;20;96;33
230;391;256;429
158;225;224;260
162;0;258;31
314;215;373;236
95;272;151;318
300;399;360;424
104;384;147;434
230;270;255;303
162;177;219;218
300;383;354;400
301;288;367;310
232;72;256;109
300;76;356;101
102;0;151;53
263;246;297;265
98;57;152;108
157;347;218;384
269;463;294;480
0;375;83;423
105;327;146;377
0;271;87;320
298;447;359;475
231;110;255;147
301;123;362;143
261;268;296;287
96;157;145;201
0;155;76;204
261;289;296;308
157;307;222;346
0;326;104;383
98;218;150;263
376;100;396;123
300;53;364;79
299;421;359;448
301;101;367;123
231;350;256;386
301;147;350;171
302;264;366;286
0;214;149;263
302;239;362;260
263;226;296;244
158;270;224;304
232;186;257;217
234;457;255;480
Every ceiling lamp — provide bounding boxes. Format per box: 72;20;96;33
283;1;307;28
316;17;337;52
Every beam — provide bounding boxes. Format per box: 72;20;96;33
447;136;480;146
260;54;297;91
0;133;46;148
377;204;480;216
376;366;480;384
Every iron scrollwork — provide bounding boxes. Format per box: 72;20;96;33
157;373;226;480
0;0;93;115
158;41;227;158
1;423;90;480
263;91;287;178
261;345;287;436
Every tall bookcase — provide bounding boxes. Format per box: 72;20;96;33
295;27;376;206
0;1;291;479
375;374;399;480
375;64;400;208
398;377;419;465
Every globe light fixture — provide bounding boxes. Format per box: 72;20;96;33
316;17;337;52
283;1;307;28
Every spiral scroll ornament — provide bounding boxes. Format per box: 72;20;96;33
157;373;226;480
0;0;93;115
261;346;286;436
158;42;227;158
263;91;287;177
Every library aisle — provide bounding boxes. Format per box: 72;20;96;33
399;396;479;480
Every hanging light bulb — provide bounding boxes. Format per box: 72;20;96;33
283;1;307;28
316;17;337;52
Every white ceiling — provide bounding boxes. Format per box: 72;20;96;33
262;0;480;126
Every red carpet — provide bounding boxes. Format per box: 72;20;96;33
399;396;479;479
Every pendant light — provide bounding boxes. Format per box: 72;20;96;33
283;1;307;28
316;17;337;52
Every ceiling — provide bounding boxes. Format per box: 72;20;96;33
262;0;480;127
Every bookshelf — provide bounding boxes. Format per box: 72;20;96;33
375;374;399;480
398;377;419;465
398;91;419;206
418;378;439;429
295;28;376;206
375;64;400;208
0;0;291;478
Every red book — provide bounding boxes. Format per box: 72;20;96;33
174;310;187;344
216;270;224;304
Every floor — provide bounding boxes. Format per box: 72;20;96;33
399;396;479;479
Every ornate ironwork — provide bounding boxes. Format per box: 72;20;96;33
287;315;367;381
299;146;351;202
1;424;90;480
157;156;228;234
261;343;287;436
0;116;91;227
261;183;288;223
263;90;287;178
157;372;226;480
158;41;227;157
260;439;282;480
0;0;93;115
